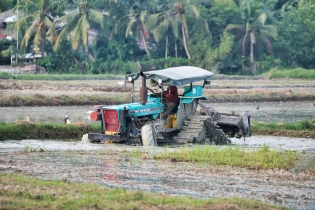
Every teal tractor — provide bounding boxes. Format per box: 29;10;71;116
87;66;250;146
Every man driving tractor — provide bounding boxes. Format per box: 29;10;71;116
150;79;180;123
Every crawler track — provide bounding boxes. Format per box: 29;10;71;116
174;115;231;144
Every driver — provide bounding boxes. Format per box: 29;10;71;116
162;85;179;122
150;79;179;123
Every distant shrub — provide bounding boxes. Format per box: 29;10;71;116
268;68;315;79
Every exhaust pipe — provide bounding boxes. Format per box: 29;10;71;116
140;71;147;105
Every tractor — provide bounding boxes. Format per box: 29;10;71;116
86;66;251;146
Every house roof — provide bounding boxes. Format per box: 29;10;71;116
0;35;7;39
0;10;13;23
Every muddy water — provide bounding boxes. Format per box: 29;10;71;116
0;101;314;124
0;137;315;209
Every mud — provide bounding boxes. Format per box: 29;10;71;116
0;137;315;210
1;78;314;209
1;101;314;124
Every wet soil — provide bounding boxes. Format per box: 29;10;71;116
1;78;315;209
0;138;314;210
1;79;315;107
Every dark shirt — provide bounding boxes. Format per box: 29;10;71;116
165;86;179;103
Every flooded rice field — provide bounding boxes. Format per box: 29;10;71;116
0;137;315;210
0;101;314;124
1;86;315;209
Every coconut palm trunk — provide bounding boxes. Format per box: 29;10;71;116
181;21;191;59
175;41;178;58
250;31;255;63
40;34;46;58
165;35;168;58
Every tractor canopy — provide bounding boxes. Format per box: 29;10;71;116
127;66;213;86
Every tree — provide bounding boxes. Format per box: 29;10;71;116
149;0;209;59
54;0;104;63
226;0;277;74
147;0;174;58
125;4;150;57
274;0;315;68
0;0;14;12
14;0;63;58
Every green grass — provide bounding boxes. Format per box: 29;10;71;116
0;123;101;141
0;72;124;80
154;145;297;170
251;120;315;131
268;68;315;79
0;173;287;210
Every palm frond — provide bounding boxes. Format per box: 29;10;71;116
33;27;45;48
260;25;277;39
153;21;168;41
257;13;267;25
185;4;200;17
81;15;90;47
125;18;137;37
53;17;78;51
15;15;34;29
87;9;104;28
20;21;38;51
170;15;179;38
71;18;84;50
261;33;273;54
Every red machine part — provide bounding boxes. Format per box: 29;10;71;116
103;110;119;132
90;111;102;121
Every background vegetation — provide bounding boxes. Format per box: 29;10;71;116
0;0;315;76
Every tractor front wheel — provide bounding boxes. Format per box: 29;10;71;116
141;124;157;146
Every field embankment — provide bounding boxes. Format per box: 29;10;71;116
0;123;100;141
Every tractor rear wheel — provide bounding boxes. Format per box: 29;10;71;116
141;124;157;146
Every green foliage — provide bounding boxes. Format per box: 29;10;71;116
154;145;297;170
0;0;14;11
268;68;315;79
6;0;315;75
35;40;79;73
0;123;100;141
0;39;12;64
274;0;315;68
0;173;286;210
252;119;315;132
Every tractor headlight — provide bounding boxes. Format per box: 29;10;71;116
158;79;162;84
128;77;133;82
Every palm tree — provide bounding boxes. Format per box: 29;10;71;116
226;0;277;73
14;0;63;58
54;0;104;62
125;2;151;57
147;0;173;58
159;0;209;59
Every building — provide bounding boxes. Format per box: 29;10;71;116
0;9;15;40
